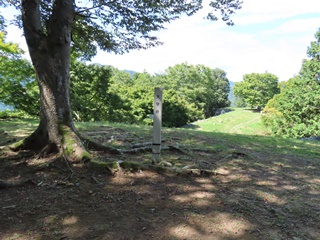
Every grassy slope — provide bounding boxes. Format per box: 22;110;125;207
193;108;268;135
185;108;319;160
1;108;319;160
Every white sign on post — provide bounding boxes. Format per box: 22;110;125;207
152;87;162;164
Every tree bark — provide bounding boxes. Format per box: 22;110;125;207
16;0;90;162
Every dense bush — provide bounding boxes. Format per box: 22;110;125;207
0;110;34;119
262;77;320;138
70;62;122;122
112;85;202;127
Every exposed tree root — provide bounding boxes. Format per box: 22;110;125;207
79;135;121;154
38;143;58;158
90;160;222;177
0;150;35;161
6;124;122;164
122;143;186;154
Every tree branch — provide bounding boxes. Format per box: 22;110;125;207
21;0;43;51
75;4;106;15
47;0;74;45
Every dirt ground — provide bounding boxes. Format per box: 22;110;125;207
0;127;320;240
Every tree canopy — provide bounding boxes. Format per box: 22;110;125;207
160;63;230;118
234;72;280;110
1;0;242;59
0;31;38;115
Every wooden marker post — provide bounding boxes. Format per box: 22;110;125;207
152;87;162;164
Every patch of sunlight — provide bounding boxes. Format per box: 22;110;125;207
62;225;89;239
174;213;253;239
222;173;252;182
11;129;33;137
168;195;188;204
109;176;134;186
195;178;211;184
27;158;52;166
189;191;215;199
307;178;320;185
309;189;320;195
62;216;78;225
281;185;299;190
256;180;277;186
215;167;230;175
181;185;201;192
256;190;286;204
170;191;215;206
169;224;203;239
43;215;59;224
273;161;291;167
2;232;41;240
195;178;216;191
212;213;252;236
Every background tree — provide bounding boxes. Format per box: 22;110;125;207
234;72;280;110
262;29;320;138
70;62;121;122
0;0;242;162
202;67;230;117
300;29;320;81
234;96;247;108
159;63;230;118
0;31;39;116
111;68;134;86
110;69;203;127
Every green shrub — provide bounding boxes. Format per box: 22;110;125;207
0;110;34;119
263;77;320;138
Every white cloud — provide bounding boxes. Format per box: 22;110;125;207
234;0;320;24
264;18;320;34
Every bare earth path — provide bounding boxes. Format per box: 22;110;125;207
228;116;261;133
1;127;319;240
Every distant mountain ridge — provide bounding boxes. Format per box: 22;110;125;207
124;70;137;77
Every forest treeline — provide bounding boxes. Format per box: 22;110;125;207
1;28;319;136
0;37;231;127
70;61;231;127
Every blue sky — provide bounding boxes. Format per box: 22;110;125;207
1;0;320;82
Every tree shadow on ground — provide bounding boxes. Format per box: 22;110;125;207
0;128;319;240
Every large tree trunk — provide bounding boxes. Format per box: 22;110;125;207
15;0;90;162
